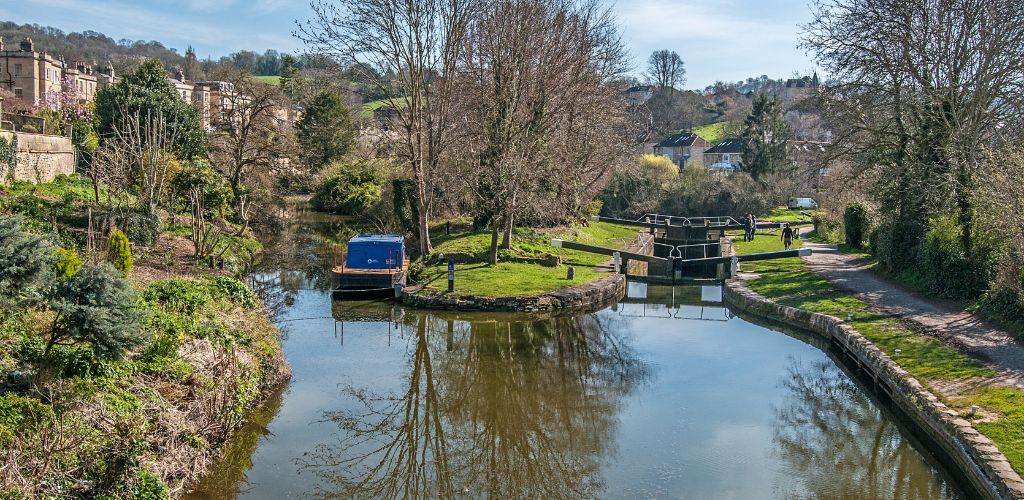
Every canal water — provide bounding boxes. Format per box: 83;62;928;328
186;213;965;499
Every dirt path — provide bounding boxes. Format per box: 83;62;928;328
801;239;1024;391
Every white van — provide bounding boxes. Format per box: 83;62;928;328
787;197;818;209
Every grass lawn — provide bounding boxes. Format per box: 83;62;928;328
359;98;407;119
692;122;730;144
254;75;281;85
763;206;816;222
732;233;1024;475
414;222;638;297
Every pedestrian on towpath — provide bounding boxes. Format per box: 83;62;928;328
743;213;754;242
781;223;795;250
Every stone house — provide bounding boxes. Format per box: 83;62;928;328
0;37;63;107
0;37;118;112
653;132;711;168
703;138;744;172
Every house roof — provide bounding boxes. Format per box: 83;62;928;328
626;85;654;93
655;132;707;148
705;138;744;154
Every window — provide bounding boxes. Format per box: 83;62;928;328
13;64;21;76
46;68;50;81
14;88;23;98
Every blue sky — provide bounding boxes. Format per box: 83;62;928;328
1;0;818;89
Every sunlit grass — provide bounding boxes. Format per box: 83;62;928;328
415;222;637;297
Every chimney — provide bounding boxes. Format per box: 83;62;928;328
20;37;33;52
105;62;115;79
174;67;185;82
0;36;5;51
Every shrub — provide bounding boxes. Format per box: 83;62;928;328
811;212;842;243
131;469;169;500
311;161;385;215
119;209;161;247
917;217;994;299
871;218;925;272
142;278;212;315
142;276;257;314
53;248;82;279
45;264;144;361
108;228;133;276
0;217;54;310
979;288;1024;332
169;163;232;218
211;276;258;308
0;394;53;448
843;202;871;248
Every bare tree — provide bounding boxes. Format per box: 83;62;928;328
299;0;479;256
206;70;297;217
456;0;631;262
100;106;181;214
645;50;686;91
803;0;1024;253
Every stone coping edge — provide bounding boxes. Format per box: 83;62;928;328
402;273;626;314
724;278;1024;500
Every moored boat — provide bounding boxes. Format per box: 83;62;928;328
331;234;409;298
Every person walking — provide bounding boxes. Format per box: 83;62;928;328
750;214;758;241
743;213;754;242
781;223;795;250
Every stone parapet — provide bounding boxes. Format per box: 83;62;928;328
1;131;75;183
724;278;1024;500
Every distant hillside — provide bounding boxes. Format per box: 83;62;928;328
0;21;186;68
0;21;312;78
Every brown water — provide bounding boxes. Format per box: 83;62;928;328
186;214;966;499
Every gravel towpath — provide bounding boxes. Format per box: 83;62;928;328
801;239;1024;391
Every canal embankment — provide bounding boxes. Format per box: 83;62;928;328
724;233;1024;499
0;177;290;497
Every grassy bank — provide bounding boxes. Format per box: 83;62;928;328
412;222;637;297
732;233;1024;475
1;277;289;497
1;177;289;496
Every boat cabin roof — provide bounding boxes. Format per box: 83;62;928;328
348;234;405;245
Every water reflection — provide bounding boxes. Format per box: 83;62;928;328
298;311;649;499
185;209;966;499
773;357;958;499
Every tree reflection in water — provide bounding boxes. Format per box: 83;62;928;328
773;357;959;499
298;312;649;499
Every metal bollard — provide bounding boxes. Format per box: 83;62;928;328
447;261;455;293
566;266;576;280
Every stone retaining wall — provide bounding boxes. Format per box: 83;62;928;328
403;274;626;313
724;278;1024;500
1;131;75;183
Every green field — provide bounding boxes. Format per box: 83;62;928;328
415;222;637;297
253;75;281;85
693;122;730;144
359;98;407;119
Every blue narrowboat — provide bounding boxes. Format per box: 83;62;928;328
331;234;409;297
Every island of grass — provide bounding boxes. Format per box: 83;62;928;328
410;222;639;298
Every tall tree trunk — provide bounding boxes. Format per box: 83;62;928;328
488;222;500;265
415;172;432;256
957;168;974;253
501;212;513;250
